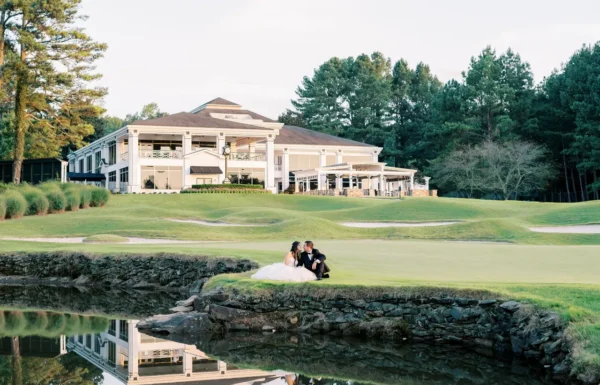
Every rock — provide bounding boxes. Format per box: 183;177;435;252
478;299;497;307
132;281;155;289
553;361;569;374
474;338;493;348
188;279;207;294
262;325;275;331
209;304;251;322
511;336;525;354
169;306;193;313
544;339;562;355
500;301;521;312
176;296;198;307
137;312;212;334
540;314;561;329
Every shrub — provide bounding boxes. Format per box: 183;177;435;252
79;187;92;208
3;190;27;219
38;181;62;192
190;183;263;190
21;187;49;215
45;190;67;213
64;189;81;211
90;187;110;207
0;196;6;220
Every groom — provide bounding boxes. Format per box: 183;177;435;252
299;241;330;280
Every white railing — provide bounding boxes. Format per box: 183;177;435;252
140;150;183;159
67;340;128;382
229;152;266;161
140;349;184;359
120;152;128;162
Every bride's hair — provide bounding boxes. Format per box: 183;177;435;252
290;241;301;259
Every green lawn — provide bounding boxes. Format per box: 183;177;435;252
0;194;598;244
0;194;599;377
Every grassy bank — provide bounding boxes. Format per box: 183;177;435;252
0;194;598;244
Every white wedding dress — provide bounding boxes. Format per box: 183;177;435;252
251;254;316;282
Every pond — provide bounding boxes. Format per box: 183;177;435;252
0;285;560;385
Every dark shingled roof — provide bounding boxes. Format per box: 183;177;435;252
204;97;240;106
195;108;276;123
274;125;376;147
130;112;273;130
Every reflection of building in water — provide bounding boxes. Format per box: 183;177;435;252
0;336;67;358
69;319;279;384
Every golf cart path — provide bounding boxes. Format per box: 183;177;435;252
529;225;600;234
339;221;458;228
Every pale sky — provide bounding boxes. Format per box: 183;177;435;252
80;0;600;119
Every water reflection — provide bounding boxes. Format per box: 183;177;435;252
0;284;560;385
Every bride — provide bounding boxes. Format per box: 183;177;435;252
251;241;316;282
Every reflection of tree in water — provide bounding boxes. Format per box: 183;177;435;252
0;310;108;338
0;352;102;385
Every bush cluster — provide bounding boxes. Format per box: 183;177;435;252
182;187;270;194
190;183;263;190
0;182;110;220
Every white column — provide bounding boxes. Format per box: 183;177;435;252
319;150;327;189
183;132;192;155
336;150;343;164
128;130;140;193
379;174;385;194
349;174;353;189
182;132;192;190
372;150;379;163
336;173;342;190
183;351;193;376
306;179;310;192
410;173;415;191
216;134;225;153
295;179;300;193
216;134;226;183
317;172;322;191
282;151;290;191
249;141;256;154
128;322;139;380
265;136;276;193
218;360;227;374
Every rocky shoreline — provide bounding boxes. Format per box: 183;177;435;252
0;251;258;291
139;286;586;384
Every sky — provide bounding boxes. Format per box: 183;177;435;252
80;0;600;120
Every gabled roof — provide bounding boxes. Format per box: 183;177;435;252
130;112;273;130
204;97;239;106
195;108;276;123
274;125;376;148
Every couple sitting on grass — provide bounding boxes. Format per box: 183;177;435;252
252;241;330;282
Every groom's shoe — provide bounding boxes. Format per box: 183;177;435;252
322;274;330;279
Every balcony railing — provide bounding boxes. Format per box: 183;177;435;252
229;152;266;161
140;150;183;159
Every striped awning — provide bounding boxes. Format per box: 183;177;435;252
190;166;223;175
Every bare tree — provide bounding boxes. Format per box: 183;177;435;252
433;140;554;200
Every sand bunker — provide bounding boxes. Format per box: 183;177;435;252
0;237;197;244
339;221;458;228
529;225;600;234
168;218;264;227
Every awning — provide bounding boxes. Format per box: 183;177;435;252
67;172;106;181
190;166;223;175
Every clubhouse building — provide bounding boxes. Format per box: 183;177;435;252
68;98;422;194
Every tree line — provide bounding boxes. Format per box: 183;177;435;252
282;45;600;201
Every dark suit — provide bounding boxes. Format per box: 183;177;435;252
298;249;330;279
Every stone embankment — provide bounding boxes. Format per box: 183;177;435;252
139;286;580;384
0;251;257;291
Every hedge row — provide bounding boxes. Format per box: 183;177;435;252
182;188;270;194
191;183;263;190
0;181;109;220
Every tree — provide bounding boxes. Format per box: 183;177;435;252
432;140;553;200
278;109;305;126
4;0;106;183
123;102;168;124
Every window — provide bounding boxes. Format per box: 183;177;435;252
141;166;182;190
94;334;101;355
108;320;116;336
108;142;116;165
108;341;116;365
79;159;84;173
86;334;92;349
69;161;75;173
78;335;83;345
119;320;129;342
119;167;128;183
196;178;212;185
108;171;117;182
95;152;102;173
86;155;92;173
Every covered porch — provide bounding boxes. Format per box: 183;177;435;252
292;162;417;197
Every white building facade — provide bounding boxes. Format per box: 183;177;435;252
68;98;416;194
